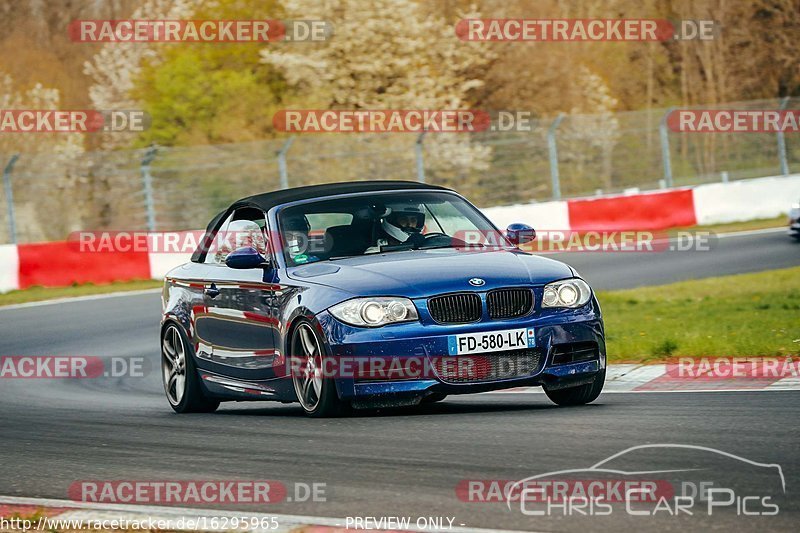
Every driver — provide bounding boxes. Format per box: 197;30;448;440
283;213;319;264
378;203;426;248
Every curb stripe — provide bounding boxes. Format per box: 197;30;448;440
487;364;800;394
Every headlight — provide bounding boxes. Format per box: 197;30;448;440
329;297;419;327
542;279;592;308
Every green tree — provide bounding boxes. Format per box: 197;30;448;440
133;0;288;145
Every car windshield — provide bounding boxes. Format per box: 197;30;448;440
277;191;508;266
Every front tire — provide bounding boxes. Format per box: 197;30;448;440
290;321;348;418
544;369;605;406
161;323;219;413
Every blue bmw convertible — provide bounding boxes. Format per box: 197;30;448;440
160;181;606;416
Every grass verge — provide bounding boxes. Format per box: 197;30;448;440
668;215;786;235
599;266;800;363
0;279;161;306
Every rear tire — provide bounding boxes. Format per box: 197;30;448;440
290;321;349;418
544;369;605;406
161;323;219;414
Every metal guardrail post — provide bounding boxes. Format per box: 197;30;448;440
415;131;427;183
277;137;295;189
659;108;674;188
547;114;565;199
3;154;19;244
141;145;158;232
777;96;790;175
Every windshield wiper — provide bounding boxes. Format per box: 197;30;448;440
420;241;486;251
327;247;415;261
379;244;414;253
327;242;490;260
418;244;460;250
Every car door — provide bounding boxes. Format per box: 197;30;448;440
192;208;283;382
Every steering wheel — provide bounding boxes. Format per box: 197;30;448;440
418;232;453;248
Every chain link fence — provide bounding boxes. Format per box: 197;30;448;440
1;98;799;244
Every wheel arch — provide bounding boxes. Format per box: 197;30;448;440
284;307;326;357
160;315;184;337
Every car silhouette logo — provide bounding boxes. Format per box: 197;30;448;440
504;443;787;511
469;278;486;287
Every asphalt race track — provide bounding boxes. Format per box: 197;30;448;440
0;229;798;531
550;227;798;289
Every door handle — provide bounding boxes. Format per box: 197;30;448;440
205;283;220;299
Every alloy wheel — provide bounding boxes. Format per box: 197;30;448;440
291;323;324;412
162;324;187;406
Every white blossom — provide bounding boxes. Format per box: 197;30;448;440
261;0;493;182
83;0;194;148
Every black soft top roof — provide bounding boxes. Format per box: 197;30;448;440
231;180;449;211
191;180;450;263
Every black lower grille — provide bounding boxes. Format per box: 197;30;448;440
550;342;599;365
487;288;534;319
428;293;481;324
433;349;542;383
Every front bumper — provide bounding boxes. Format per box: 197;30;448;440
317;298;606;403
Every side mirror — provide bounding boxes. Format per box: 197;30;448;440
506;223;536;246
225;246;270;269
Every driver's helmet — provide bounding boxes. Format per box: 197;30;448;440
382;203;425;243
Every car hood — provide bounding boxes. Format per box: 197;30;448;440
286;248;574;298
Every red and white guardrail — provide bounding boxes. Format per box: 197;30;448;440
1;173;798;293
483;172;800;232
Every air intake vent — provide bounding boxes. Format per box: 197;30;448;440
487;288;534;319
550;342;599;365
428;293;482;324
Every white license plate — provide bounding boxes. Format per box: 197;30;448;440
447;328;535;355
